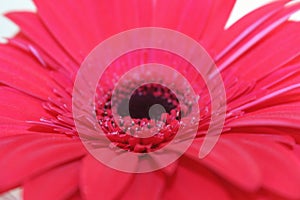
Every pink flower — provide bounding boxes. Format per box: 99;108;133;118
1;0;300;199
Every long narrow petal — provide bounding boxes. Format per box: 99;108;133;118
163;156;231;200
23;161;80;200
80;155;134;200
0;134;85;192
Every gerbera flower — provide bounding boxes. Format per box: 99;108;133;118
1;0;300;199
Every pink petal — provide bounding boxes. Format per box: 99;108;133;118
6;12;79;73
80;155;134;200
0;87;49;121
0;134;85;192
33;0;154;62
256;60;300;90
33;0;101;62
228;103;300;130
230;22;300;82
32;0;232;61
0;116;30;136
0;44;56;100
152;0;212;39
217;2;300;74
186;137;261;192
121;172;165;200
215;0;289;60
163;156;231;200
200;0;236;51
236;135;300;199
23;161;80;200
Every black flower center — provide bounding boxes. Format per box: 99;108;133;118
95;78;195;153
117;84;180;120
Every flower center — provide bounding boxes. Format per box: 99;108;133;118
95;82;192;153
117;83;180;120
92;50;202;153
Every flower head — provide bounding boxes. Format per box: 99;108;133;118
1;0;300;199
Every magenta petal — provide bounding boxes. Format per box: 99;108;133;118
23;161;80;200
232;23;300;81
80;155;134;200
152;0;211;39
0;116;31;136
1;0;300;198
217;3;300;79
121;172;165;200
215;0;289;59
188;137;261;192
0;87;49;121
0;44;57;100
6;12;79;72
33;0;153;62
228;103;300;130
33;0;100;62
164;156;231;200
238;136;300;199
200;0;236;51
0;134;85;192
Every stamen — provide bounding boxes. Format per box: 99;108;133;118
95;81;196;153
